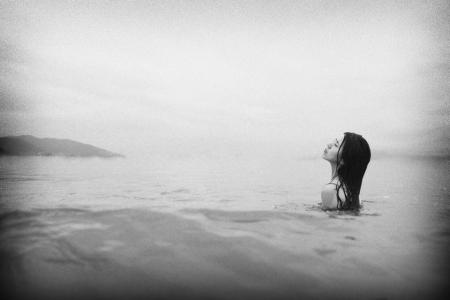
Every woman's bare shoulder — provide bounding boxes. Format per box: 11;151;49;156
321;184;338;210
322;183;337;190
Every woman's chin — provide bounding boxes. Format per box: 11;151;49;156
322;154;334;162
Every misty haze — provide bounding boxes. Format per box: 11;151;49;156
0;1;448;299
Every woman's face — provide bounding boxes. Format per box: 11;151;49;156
322;136;344;163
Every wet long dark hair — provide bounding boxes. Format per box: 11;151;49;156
335;132;371;210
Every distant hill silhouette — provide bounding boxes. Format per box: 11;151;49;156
0;135;124;158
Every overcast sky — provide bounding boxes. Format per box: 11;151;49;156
0;0;448;158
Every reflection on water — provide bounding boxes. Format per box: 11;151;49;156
0;156;448;299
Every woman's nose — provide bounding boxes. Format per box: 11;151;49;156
327;143;332;149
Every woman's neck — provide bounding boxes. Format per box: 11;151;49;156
330;162;338;181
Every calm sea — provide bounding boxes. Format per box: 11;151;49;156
0;155;448;299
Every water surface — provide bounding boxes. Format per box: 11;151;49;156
0;155;448;299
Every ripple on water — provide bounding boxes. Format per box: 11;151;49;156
314;248;337;257
181;208;321;224
160;188;190;195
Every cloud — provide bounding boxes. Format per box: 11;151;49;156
0;40;30;112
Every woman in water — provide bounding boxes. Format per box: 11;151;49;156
321;132;371;210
